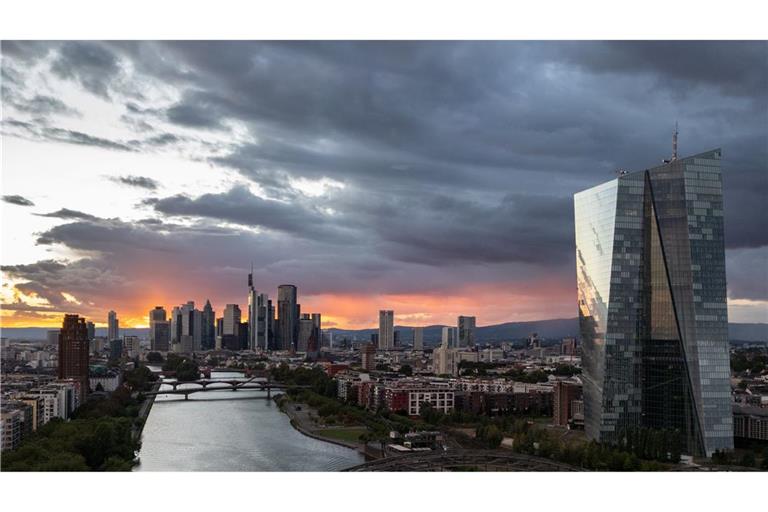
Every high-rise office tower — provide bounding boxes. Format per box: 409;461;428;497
254;293;274;351
297;314;314;352
247;270;259;351
574;147;732;457
170;306;182;346
309;313;321;353
237;321;249;351
58;314;89;401
413;327;424;351
202;300;215;351
191;309;203;352
378;310;394;350
248;272;271;350
180;301;195;337
223;304;241;336
149;306;166;350
458;316;476;348
277;285;299;351
107;310;119;340
151;320;170;352
86;321;95;341
441;326;458;348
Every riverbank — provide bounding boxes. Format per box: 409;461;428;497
278;397;383;460
133;380;161;443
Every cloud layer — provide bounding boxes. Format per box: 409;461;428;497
2;41;766;327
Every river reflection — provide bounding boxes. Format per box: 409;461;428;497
135;372;364;471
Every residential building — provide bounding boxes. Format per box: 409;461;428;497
407;387;455;416
433;346;457;376
1;407;26;451
733;405;768;442
361;343;376;371
124;335;141;358
553;380;583;427
89;368;122;393
57;314;89;402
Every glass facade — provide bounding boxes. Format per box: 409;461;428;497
574;149;733;457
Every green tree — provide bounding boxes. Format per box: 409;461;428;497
146;351;164;364
175;359;200;382
740;451;756;468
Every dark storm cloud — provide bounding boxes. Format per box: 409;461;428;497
50;41;122;98
108;175;160;190
0;41;52;62
131;41;768;299
148;185;345;241
559;41;768;99
3;195;35;206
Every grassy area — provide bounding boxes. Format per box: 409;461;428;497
315;427;369;443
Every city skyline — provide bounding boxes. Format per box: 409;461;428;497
2;41;767;330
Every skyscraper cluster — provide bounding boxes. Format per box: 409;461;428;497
167;301;216;353
143;275;322;354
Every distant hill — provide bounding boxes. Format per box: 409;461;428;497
728;323;768;342
326;318;578;346
3;319;766;344
328;318;768;345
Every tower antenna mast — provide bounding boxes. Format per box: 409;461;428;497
672;121;679;161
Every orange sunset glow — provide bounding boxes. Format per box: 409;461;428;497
0;280;576;330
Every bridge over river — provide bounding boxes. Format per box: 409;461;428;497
145;376;309;400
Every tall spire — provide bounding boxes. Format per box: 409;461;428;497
672;121;679;161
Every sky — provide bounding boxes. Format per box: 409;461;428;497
1;41;766;329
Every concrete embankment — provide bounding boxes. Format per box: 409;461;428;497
133;380;161;443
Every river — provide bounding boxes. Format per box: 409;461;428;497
134;371;365;471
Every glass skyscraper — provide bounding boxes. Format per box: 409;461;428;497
574;148;733;457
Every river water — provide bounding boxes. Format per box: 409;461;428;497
135;371;364;471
